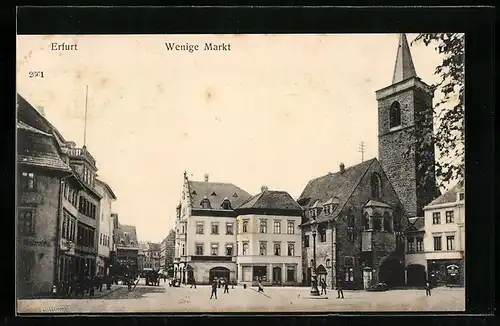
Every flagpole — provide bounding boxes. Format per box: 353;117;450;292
84;85;88;147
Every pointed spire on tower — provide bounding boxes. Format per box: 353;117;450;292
392;33;417;84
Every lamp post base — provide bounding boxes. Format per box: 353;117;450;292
310;275;320;296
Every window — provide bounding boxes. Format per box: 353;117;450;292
18;208;35;235
211;222;219;235
319;226;327;242
345;268;354;282
226;244;233;256
273;221;281;234
242;242;249;255
210;243;219;255
347;227;354;242
260;220;267;233
304;235;310;248
286;265;296;282
433;236;442;251
200;197;211;209
181;224;186;234
446;236;455;250
226;223;234;235
324;205;330;215
344;256;354;266
196;243;204;255
416;237;424;252
259;242;267;255
181;244;185;255
389;101;401;128
371;173;382;198
221;199;232;210
21;172;36;190
373;215;382;231
242;220;248;233
287;243;295;256
363;213;370;230
326;258;331;267
432;212;441;224
196;221;204;234
287;221;295;234
459;193;465;201
446;211;454;223
274;243;281;256
407;237;415;252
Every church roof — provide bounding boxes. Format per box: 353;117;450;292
237;190;302;211
392;33;417;84
299;158;377;225
188;180;252;210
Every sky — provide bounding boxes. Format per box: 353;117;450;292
16;34;453;243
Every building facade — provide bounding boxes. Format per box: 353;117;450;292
174;173;252;284
405;182;465;287
375;33;439;218
94;179;117;277
299;160;408;290
160;229;175;275
141;242;162;270
16;118;73;297
235;188;303;286
115;224;140;277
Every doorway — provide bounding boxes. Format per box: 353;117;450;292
272;266;282;285
209;266;230;283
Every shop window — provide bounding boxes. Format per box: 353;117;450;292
286;265;296;282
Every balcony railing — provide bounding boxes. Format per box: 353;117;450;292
68;147;96;166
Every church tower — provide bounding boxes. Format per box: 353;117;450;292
376;34;438;218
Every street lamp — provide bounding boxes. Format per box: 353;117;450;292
310;221;320;296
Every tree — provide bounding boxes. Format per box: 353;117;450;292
412;33;465;191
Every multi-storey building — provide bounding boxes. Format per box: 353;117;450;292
115;224;140;276
405;181;465;287
94;179;117;277
174;173;252;284
235;187;303;286
16;116;73;297
161;229;176;276
141;242;162;270
299;160;408;290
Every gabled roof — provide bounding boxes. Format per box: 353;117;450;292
236;190;303;211
116;224;139;248
392;33;417;84
299;158;377;224
188;180;251;209
95;178;117;200
148;242;161;251
426;181;464;207
407;216;425;232
17;121;72;173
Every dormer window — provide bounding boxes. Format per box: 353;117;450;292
211;191;217;196
200;196;212;209
323;204;331;215
191;190;197;195
232;192;238;198
221;197;232;210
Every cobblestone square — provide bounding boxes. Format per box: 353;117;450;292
17;282;465;314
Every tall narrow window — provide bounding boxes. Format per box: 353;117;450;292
304;235;310;248
433;236;442;251
242;242;249;255
259;242;267;255
287;243;295;256
287;221;295;234
370;173;382;198
18;208;35;235
446;236;455;250
260;220;267;233
226;223;234;235
407;237;415;252
274;243;281;256
445;211;454;223
196;221;204;234
225;244;233;256
416;237;424;252
273;221;281;234
242;220;248;233
211;222;219;235
211;243;219;256
432;212;441;224
389;101;401;128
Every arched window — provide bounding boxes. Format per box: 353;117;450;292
393;204;403;232
221;198;232;210
390;101;401;128
370;173;382;198
200;196;211;209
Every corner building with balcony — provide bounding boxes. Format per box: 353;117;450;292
235;187;303;286
174;172;252;284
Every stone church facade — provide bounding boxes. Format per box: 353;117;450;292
300;34;438;290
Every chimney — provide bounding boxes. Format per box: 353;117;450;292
261;185;268;193
339;162;345;174
37;106;45;117
204;174;209;182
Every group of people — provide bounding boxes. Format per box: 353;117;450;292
210;277;232;299
55;273;114;298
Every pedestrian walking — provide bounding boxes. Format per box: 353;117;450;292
98;274;103;292
190;277;197;289
210;280;218;299
336;278;344;299
425;280;432;296
223;278;229;293
320;279;327;295
257;279;264;293
88;276;95;298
